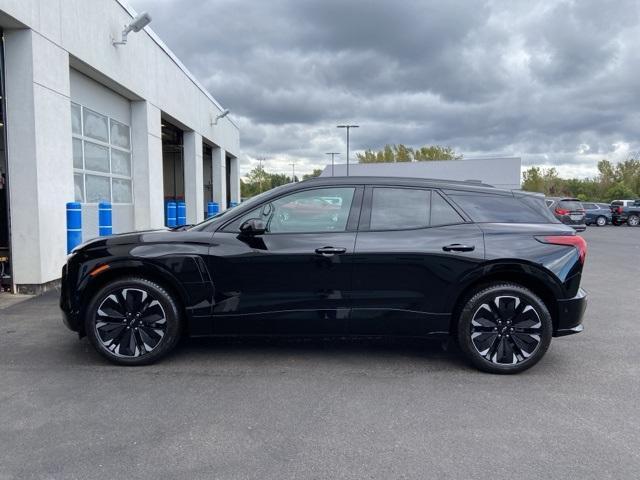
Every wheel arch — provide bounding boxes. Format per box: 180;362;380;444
449;262;562;335
77;260;191;336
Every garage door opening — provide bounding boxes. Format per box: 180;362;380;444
161;120;184;224
0;29;11;292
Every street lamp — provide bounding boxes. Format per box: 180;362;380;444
325;152;340;176
337;125;359;176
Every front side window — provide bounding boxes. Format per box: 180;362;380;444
582;203;596;210
71;102;133;204
370;188;430;230
229;187;356;233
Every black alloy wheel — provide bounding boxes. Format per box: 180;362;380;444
85;277;181;365
457;283;552;374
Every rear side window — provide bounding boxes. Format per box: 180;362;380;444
446;192;557;223
611;201;623;206
431;191;464;226
370;188;430;230
582;203;596;209
558;200;582;211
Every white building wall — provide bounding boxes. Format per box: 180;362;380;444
0;0;240;291
321;157;522;190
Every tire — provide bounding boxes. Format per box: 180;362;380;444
85;277;182;366
628;215;639;227
456;283;553;374
596;216;607;227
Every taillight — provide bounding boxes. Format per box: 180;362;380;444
555;208;569;215
536;235;587;264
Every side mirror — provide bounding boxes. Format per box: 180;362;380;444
239;218;266;236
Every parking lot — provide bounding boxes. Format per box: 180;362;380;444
0;226;638;479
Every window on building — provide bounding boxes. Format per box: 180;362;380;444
71;103;132;204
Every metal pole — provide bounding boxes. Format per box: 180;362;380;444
289;162;296;182
346;128;350;176
337;125;359;177
326;152;340;177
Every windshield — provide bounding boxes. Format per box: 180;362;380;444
189;184;291;231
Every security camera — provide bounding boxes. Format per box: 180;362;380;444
113;12;152;46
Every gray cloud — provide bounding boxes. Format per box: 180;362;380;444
130;0;640;177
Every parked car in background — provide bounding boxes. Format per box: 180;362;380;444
61;177;588;374
582;202;612;226
611;199;640;226
546;197;586;231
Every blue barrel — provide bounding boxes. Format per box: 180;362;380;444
66;202;82;254
166;201;177;228
177;201;187;226
207;202;219;218
98;202;112;236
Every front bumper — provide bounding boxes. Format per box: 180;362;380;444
59;263;81;333
554;287;587;337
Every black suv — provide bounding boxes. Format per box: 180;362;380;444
60;177;587;374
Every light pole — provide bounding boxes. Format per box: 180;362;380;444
325;152;340;176
337;125;359;176
289;162;296;182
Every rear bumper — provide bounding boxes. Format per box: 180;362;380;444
554;287;587;337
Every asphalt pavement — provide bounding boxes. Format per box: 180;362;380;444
1;226;639;479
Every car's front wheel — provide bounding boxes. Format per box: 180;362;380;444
456;283;552;374
85;277;182;365
628;215;639;227
596;216;607;226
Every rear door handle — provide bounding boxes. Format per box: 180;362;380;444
442;244;475;252
315;246;347;256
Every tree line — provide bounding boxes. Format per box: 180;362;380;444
522;158;640;202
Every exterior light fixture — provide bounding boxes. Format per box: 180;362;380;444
211;109;230;126
112;12;152;46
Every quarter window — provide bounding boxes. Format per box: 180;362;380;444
431;191;464;226
71;102;133;204
370;188;430;230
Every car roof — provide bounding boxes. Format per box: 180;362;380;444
299;176;518;195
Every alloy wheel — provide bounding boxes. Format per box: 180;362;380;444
628;215;639;227
94;288;167;358
596;216;606;226
470;295;542;365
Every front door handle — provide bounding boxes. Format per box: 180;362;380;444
315;246;347;256
442;244;475;252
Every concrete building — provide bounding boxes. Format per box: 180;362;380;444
321;157;522;190
0;0;241;293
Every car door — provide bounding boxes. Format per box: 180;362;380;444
349;186;484;336
207;186;363;335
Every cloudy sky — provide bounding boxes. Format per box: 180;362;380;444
130;0;640;179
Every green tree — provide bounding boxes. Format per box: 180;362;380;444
356;144;461;163
302;168;323;180
413;145;462;161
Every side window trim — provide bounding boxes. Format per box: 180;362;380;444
434;189;473;224
360;186;469;232
220;185;361;234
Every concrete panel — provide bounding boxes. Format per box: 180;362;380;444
69;69;130;124
4;29;72;286
212;147;227;211
131;100;163;230
229;156;241;203
183;131;204;224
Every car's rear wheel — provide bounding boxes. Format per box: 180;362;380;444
456;283;552;374
628;215;639;227
596;216;607;226
85;277;182;365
